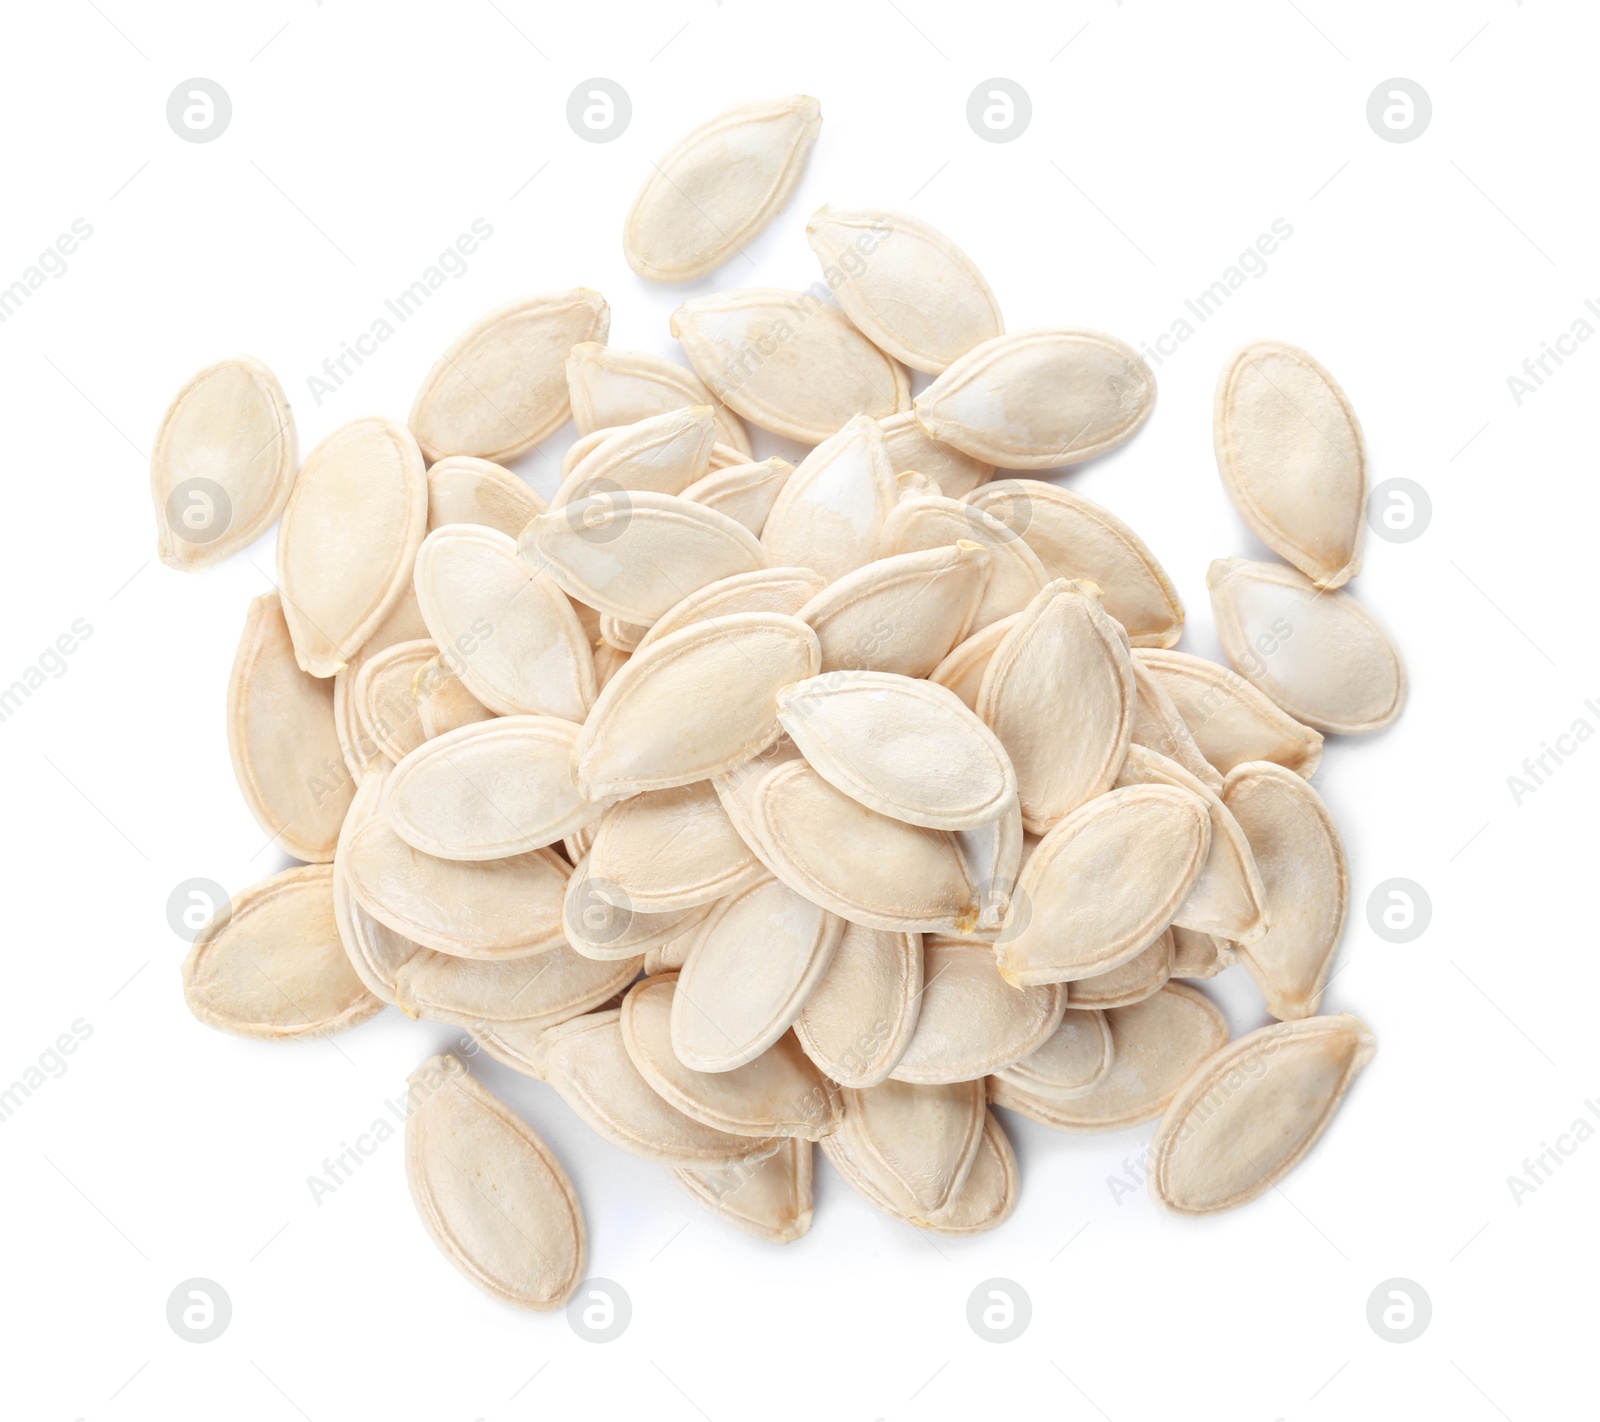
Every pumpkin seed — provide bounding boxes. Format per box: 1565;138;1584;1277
353;638;436;764
967;480;1183;647
566;343;751;454
1207;557;1406;734
409;290;609;462
333;585;432;779
805;205;1002;373
574;612;821;799
882;494;1049;632
644;921;701;978
227;593;354;862
151;356;296;571
404;1055;585;1308
671;289;911;443
994;1009;1113;1100
413;524;595;722
928;613;1020;710
759;415;896;583
996;785;1211;986
914;329;1155;469
182;863;382;1038
671;1137;814;1243
682;456;793;536
276;416;428;677
955;796;1023;930
838;1077;986;1214
636;566;827;654
625;95;822;282
1128;653;1224;791
414;654;495;741
1170;925;1234;979
550;406;718;509
976;579;1134;833
426;456;545;538
1065;929;1172;1010
562;853;713;960
393;940;639;1029
890;938;1065;1084
674;878;844;1071
1221;761;1348;1020
331;767;417;1004
880;410;994;499
1213;340;1366;589
779;671;1016;830
1150;1014;1375;1214
793;921;923;1088
918;1111;1017;1234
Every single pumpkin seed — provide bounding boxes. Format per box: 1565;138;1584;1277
550;405;718;509
759;414;897;583
331;767;419;1005
880;410;994;499
566;343;751;454
1170;925;1235;979
928;612;1020;710
994;1009;1113;1100
636;566;827;654
562;853;714;960
353;638;436;765
1065;928;1173;1010
426;456;546;538
839;1077;986;1214
393;940;639;1028
882;494;1049;632
670;1137;814;1244
681;456;794;536
1128;652;1224;791
917;1111;1017;1234
793;921;923;1088
333;585;432;779
954;795;1024;930
414;654;495;741
644;921;701;977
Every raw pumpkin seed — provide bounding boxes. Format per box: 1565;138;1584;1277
333;585;432;779
882;494;1048;632
918;1111;1017;1234
1169;925;1235;979
426;456;546;538
670;1137;814;1243
353;638;436;764
550;405;717;509
837;1077;986;1214
566;343;751;454
1065;928;1173;1010
1128;653;1224;791
562;854;713;960
636;566;827;654
880;410;994;499
793;921;923;1088
994;1009;1113;1100
681;456;794;536
393;940;639;1029
928;613;1020;710
414;655;495;740
760;415;897;583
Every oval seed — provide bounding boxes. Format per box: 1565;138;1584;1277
393;941;640;1029
334;585;432;779
1128;653;1223;791
793;921;923;1088
968;480;1183;647
550;406;718;509
353;638;436;764
409;290;609;462
566;343;750;454
562;853;713;961
994;1010;1113;1100
1207;557;1405;734
806;205;1002;374
778;671;1017;831
226;593;354;862
977;579;1134;833
671;1137;813;1244
880;410;994;499
759;415;897;582
914;329;1155;469
1066;929;1173;1010
276;416;428;677
681;456;793;536
637;566;827;654
426;456;546;538
839;1077;986;1214
672;289;910;444
955;795;1024;930
382;716;603;861
890;939;1064;1084
151;355;296;571
621;977;842;1140
919;1112;1017;1234
413;524;595;721
1134;648;1323;779
183;863;381;1039
882;495;1049;632
404;1056;584;1309
675;878;845;1071
1150;1014;1376;1214
573;613;821;799
928;613;1019;710
414;654;494;741
1222;761;1348;1020
625;95;822;282
332;767;418;1006
996;785;1211;986
644;922;699;978
1213;340;1366;589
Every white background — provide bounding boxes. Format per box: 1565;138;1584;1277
1;0;1593;1417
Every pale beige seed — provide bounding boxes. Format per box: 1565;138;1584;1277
918;1112;1017;1234
743;758;979;933
426;456;546;538
151;355;296;571
955;796;1024;930
413;524;595;722
562;426;613;475
1214;341;1367;589
566;343;751;454
675;878;843;1071
331;767;417;1005
562;853;714;961
1222;761;1348;1020
574;613;821;799
382;716;603;861
587;781;764;913
182;863;381;1039
996;785;1211;986
977;579;1134;833
644;922;699;977
1150;1014;1376;1214
550;406;718;510
334;585;432;780
990;984;1228;1131
593;642;629;690
1134;648;1323;779
672;289;911;444
621;977;842;1140
760;414;897;583
880;410;994;499
393;941;640;1029
839;1077;986;1214
778;672;1017;831
404;1056;584;1309
1128;653;1224;792
353;638;436;764
1116;745;1268;944
521;490;766;623
805;206;1002;374
914;329;1156;469
891;939;1065;1084
800;542;990;677
671;1137;814;1244
968;480;1184;647
1170;926;1235;979
882;495;1049;633
276;416;428;677
1066;929;1172;1010
928;613;1020;710
994;1010;1113;1100
793;922;923;1088
1208;557;1406;734
637;567;827;654
816;1109;913;1220
226;593;353;862
344;810;569;959
414;655;494;741
409;290;609;462
535;1010;776;1166
681;456;794;536
625;95;822;282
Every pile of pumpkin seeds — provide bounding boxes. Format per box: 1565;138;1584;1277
160;94;1401;1310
